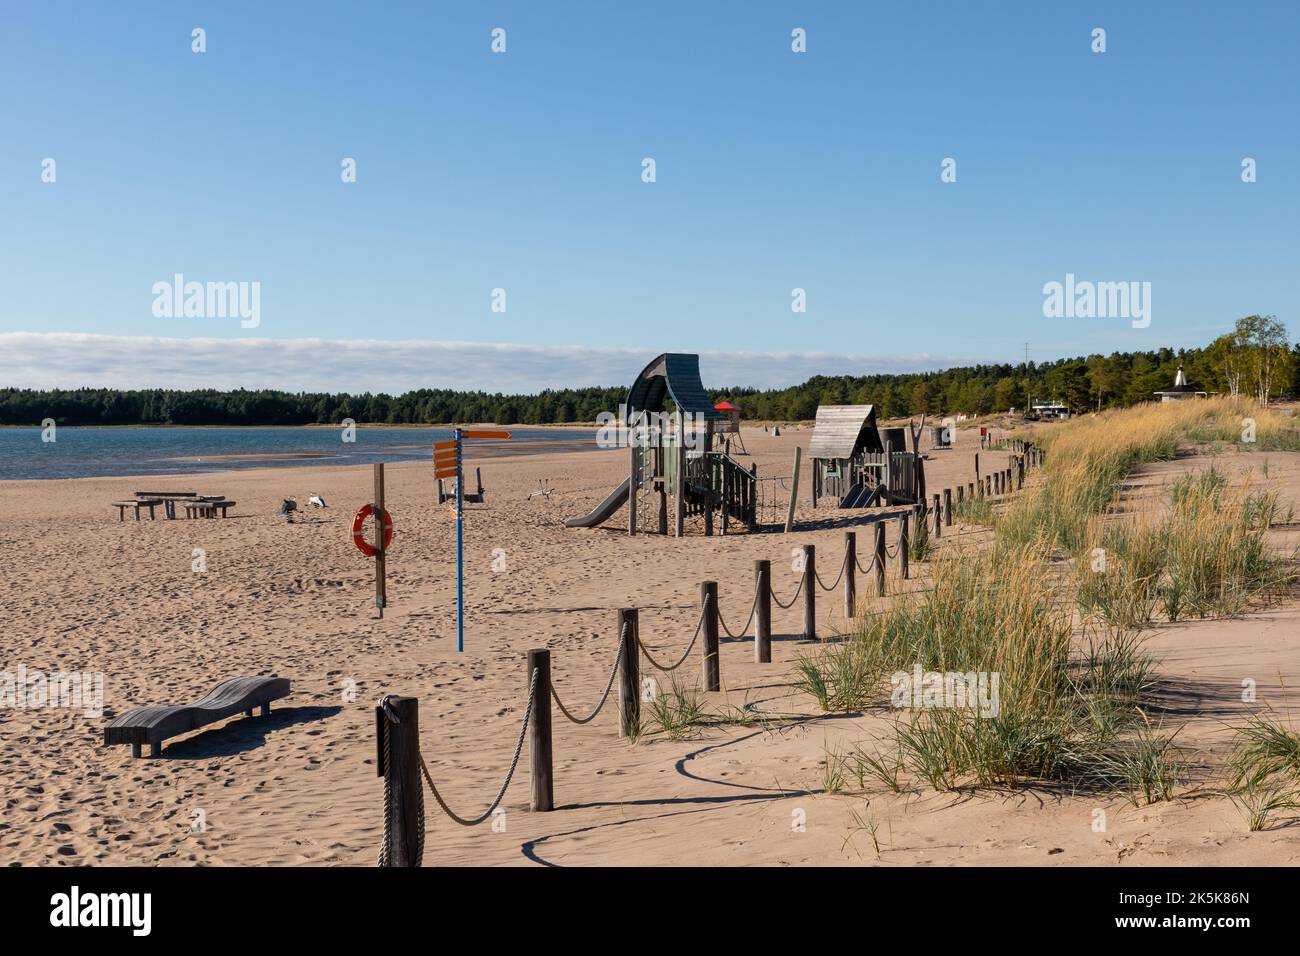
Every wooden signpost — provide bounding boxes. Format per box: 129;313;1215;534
436;429;511;652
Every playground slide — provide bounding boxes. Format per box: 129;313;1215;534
839;483;881;509
564;478;631;528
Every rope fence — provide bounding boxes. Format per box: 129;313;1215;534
375;442;1047;865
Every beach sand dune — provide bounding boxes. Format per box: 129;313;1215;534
1;425;1297;866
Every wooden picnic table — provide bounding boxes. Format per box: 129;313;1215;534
133;491;223;520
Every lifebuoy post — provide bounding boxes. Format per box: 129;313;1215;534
352;471;397;617
436;429;511;652
374;463;387;617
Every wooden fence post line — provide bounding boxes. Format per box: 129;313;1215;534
943;487;953;527
1017;458;1024;489
844;531;856;619
932;493;942;537
900;513;910;580
802;544;816;641
617;609;640;738
755;560;772;663
701;581;720;691
527;649;553;812
376;695;420;867
874;521;887;596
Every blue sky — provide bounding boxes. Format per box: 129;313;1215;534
1;1;1296;391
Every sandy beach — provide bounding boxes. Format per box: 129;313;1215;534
2;423;1297;867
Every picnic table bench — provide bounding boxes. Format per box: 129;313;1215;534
104;675;291;757
183;498;235;518
113;498;163;521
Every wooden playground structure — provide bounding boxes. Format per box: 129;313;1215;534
808;406;926;509
565;353;774;536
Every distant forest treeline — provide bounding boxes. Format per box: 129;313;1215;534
5;329;1297;427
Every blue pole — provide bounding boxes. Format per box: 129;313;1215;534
455;428;464;653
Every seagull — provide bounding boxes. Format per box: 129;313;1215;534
308;494;327;508
278;497;298;522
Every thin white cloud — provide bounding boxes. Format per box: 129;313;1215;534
0;332;966;393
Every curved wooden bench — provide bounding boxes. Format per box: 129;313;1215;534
104;676;290;757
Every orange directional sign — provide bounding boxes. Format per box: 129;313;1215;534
433;439;457;451
461;430;511;440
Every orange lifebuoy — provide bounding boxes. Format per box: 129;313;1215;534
351;503;394;557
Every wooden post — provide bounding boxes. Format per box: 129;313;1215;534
974;452;980;485
674;418;686;537
617;608;640;738
1006;468;1012;492
628;438;638;537
527;649;553;812
932;493;942;538
943;488;953;527
844;531;856;619
784;446;801;533
374;463;387;618
704;462;714;537
655;444;668;535
755;560;772;663
703;421;715;537
1017;458;1024;489
748;462;758;532
701;581;720;691
376;695;420;867
969;480;975;500
874;522;887;596
802;544;816;640
900;513;910;580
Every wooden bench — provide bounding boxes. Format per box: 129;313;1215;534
113;498;162;521
183;499;235;518
104;675;291;757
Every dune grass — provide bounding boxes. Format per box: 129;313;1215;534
796;543;1176;791
799;397;1298;801
1075;468;1291;626
1224;714;1300;830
